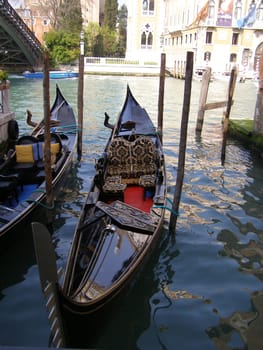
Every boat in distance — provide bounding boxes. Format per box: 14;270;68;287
32;85;167;347
22;70;79;79
0;85;77;243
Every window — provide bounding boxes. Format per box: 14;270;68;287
256;2;263;22
43;19;49;26
141;32;146;48
142;0;154;15
160;36;164;48
204;51;211;61
234;0;242;19
208;0;215;18
141;24;153;49
230;53;237;62
148;32;153;47
206;31;213;44
232;33;239;45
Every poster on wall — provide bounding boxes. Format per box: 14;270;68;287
216;0;234;26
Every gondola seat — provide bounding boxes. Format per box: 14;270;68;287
37;133;63;168
104;136;157;191
13;135;39;172
131;136;157;178
139;174;156;187
107;138;131;178
103;175;127;193
13;134;62;184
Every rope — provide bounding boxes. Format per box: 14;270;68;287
51;124;79;135
20;188;55;209
153;197;179;217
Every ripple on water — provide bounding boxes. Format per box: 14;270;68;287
0;76;262;349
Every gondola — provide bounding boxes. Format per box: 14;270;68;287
32;85;166;348
0;85;77;243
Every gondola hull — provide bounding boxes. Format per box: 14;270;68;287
0;85;77;245
58;85;166;347
60;227;163;347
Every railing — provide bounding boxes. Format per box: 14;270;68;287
84;57;159;66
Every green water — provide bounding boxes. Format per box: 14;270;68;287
0;75;262;350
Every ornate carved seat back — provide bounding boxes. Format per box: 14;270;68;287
131;136;156;177
107;136;156;179
107;138;131;177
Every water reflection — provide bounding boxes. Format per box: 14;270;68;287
206;290;263;350
0;76;262;349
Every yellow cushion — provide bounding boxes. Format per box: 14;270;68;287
38;142;60;158
15;144;34;163
50;142;60;155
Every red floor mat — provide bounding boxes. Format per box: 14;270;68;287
124;186;153;213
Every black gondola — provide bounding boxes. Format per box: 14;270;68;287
0;85;77;242
33;85;166;348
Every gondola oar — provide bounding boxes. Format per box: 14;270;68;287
32;222;65;348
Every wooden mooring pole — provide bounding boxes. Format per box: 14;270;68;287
77;31;84;161
43;50;53;213
195;67;212;133
195;68;236;136
169;51;193;232
221;67;237;164
158;53;166;144
253;51;263;135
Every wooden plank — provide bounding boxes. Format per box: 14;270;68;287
96;201;156;234
204;100;229;110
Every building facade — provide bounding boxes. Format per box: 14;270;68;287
162;0;263;77
80;0;104;27
125;0;165;63
8;0;104;44
9;0;52;44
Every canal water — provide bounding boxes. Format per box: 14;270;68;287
0;75;262;350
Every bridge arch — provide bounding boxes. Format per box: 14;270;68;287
0;0;43;70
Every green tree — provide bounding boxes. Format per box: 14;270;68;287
85;23;103;56
39;0;82;32
56;0;82;32
85;23;118;57
104;0;118;30
101;26;118;56
44;30;80;66
117;4;127;57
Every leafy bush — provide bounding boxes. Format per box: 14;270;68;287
44;31;79;66
0;70;8;81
